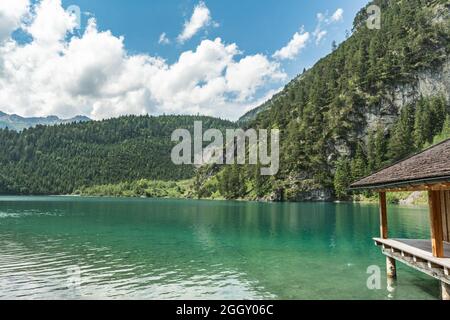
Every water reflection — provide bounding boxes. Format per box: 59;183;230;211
0;197;439;300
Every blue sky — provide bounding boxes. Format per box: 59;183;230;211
61;0;369;77
1;0;370;120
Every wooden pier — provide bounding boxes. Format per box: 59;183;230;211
351;139;450;300
374;238;450;284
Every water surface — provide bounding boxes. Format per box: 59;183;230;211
0;196;438;300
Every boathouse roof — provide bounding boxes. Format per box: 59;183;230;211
351;138;450;190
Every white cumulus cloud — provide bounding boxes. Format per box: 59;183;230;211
313;8;344;45
0;0;286;121
0;0;29;43
227;54;285;100
177;1;212;44
313;29;327;45
27;0;77;45
273;29;310;60
158;32;170;45
331;8;344;22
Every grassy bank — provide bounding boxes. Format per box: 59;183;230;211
74;179;194;199
75;178;429;206
355;191;428;206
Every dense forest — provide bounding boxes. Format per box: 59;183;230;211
0;116;234;195
1;0;449;201
203;0;450;201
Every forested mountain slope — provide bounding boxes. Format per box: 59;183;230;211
0;116;234;195
201;0;450;201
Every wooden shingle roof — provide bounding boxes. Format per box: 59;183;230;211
351;139;450;190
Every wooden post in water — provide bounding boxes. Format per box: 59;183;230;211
379;192;388;239
379;192;397;279
386;257;397;279
428;190;448;300
442;282;450;301
428;191;444;258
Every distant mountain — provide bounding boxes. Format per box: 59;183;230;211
0;111;91;131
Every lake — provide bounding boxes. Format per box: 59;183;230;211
0;196;439;300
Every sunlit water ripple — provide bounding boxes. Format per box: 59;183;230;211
0;196;440;300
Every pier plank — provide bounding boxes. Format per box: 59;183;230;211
374;238;450;269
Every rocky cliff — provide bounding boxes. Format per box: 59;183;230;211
225;0;450;202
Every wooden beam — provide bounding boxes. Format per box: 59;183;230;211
374;238;450;269
401;251;412;258
432;183;450;191
379;186;428;193
428;261;441;269
378;245;450;285
379;192;388;239
413;256;426;263
441;191;449;242
377;182;450;193
429;191;445;258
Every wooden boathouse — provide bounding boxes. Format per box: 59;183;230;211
351;138;450;300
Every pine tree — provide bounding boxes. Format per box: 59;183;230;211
332;40;338;52
283;120;304;172
230;165;239;198
413;98;432;149
366;126;387;173
432;114;450;145
429;96;447;136
367;130;376;172
334;157;352;200
351;145;368;182
253;163;265;198
388;104;416;161
193;170;202;199
218;166;231;199
442;115;450;138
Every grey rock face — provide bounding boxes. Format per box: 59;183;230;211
365;59;450;136
293;188;334;202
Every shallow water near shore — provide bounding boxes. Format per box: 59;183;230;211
0;196;439;300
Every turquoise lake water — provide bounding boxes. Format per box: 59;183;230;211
0;196;439;300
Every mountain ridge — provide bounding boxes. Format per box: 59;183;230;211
0;111;91;131
0;115;236;195
240;0;450;124
195;0;450;202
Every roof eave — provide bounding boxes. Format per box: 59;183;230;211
349;175;450;191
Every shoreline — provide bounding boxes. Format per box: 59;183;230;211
0;193;428;207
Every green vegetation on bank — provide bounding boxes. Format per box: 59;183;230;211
356;191;429;205
76;176;430;205
75;179;194;199
0;115;235;195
